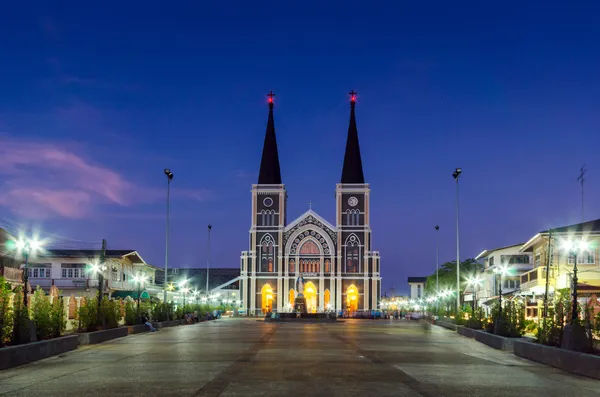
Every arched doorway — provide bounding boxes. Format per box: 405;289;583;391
324;289;331;310
289;289;295;311
304;282;318;313
261;284;274;314
347;285;359;312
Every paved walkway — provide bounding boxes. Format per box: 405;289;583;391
1;318;598;396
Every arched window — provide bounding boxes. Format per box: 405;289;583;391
260;234;275;272
345;234;360;273
346;209;351;226
289;259;295;273
325;259;330;273
261;210;266;226
353;210;360;226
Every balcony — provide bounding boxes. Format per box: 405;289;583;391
520;267;554;293
0;266;23;284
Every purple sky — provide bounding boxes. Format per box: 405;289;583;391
1;2;599;294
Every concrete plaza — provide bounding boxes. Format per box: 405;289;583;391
0;318;598;396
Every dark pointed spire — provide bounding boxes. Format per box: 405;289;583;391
341;90;365;183
258;91;282;184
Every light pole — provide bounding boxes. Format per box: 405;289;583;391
467;276;482;314
179;279;188;307
206;224;212;296
15;238;42;308
493;265;508;320
435;225;440;315
452;168;462;313
562;240;588;322
133;274;148;324
163;169;173;305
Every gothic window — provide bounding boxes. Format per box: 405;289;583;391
353;210;360;226
346;210;351;226
325;259;330;273
260;234;275;272
289;259;295;273
260;210;266;226
345;234;360;273
299;240;320;255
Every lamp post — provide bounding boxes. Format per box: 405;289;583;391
206;224;212;296
15;238;42;307
179;279;188;307
562;240;588;322
493;265;508;320
133;274;148;324
452;168;462;313
467;276;482;314
435;225;440;315
163;169;173;305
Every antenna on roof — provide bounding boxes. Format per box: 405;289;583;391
577;164;587;223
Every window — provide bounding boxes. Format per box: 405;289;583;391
353;210;359;226
260;234;275;272
346;210;351;226
489;256;495;267
61;263;86;278
29;267;51;278
501;255;530;264
325;259;330;273
289;259;295;273
568;249;595;265
111;269;120;282
345;234;360;273
417;285;422;298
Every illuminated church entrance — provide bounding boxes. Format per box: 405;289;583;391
261;284;274;313
347;285;358;312
304;282;317;313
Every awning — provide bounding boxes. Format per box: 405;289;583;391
111;290;150;300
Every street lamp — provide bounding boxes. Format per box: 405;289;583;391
206;224;212;296
452;168;462;313
14;237;43;307
133;274;148;324
561;239;588;322
163;168;173;306
467;275;482;314
493;265;509;320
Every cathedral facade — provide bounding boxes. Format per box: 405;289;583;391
240;93;381;316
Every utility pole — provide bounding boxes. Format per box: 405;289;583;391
435;225;440;315
577;165;587;223
163;169;173;310
206;225;212;296
452;168;462;313
543;230;553;318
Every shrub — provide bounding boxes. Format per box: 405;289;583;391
124;300;138;325
31;287;53;340
50;296;66;338
100;297;120;329
0;276;13;347
77;297;98;332
152;301;174;322
11;288;30;345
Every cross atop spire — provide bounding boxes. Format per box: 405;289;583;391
349;90;357;104
258;91;282;184
309;200;313;210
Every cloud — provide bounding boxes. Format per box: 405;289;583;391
0;138;210;219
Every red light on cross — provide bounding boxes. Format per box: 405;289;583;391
349;90;357;103
267;90;275;103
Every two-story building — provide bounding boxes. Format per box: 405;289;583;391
475;243;533;313
407;277;427;300
519;219;600;319
26;249;162;300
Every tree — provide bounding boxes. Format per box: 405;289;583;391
424;258;483;296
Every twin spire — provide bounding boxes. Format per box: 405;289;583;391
257;91;365;185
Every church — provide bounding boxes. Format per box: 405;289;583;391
239;92;381;316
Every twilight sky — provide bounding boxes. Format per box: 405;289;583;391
1;2;599;294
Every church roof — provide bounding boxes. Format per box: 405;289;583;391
258;93;282;184
285;209;337;233
341;92;365;184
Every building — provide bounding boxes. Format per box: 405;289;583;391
26;249;161;300
519;219;600;319
407;277;427;300
240;93;382;315
156;268;240;304
474;243;533;312
0;228;23;288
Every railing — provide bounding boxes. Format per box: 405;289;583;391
520;267;553;288
0;267;23;283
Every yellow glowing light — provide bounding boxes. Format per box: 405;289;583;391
306;287;314;293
